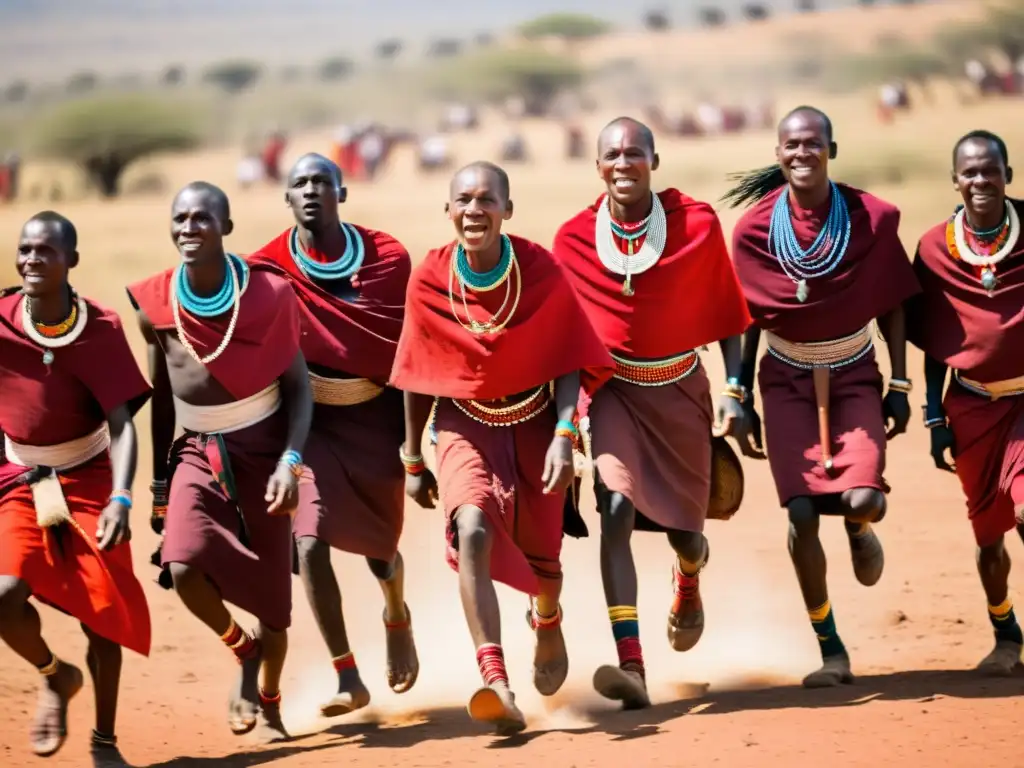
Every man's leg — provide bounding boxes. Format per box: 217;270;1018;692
593;490;650;709
254;621;289;743
787;497;853;688
294;535;370;716
529;572;567;696
81;624;129;767
168;563;261;734
665;529;709;652
840;487;886;586
975;534;1024;675
0;577;83;757
367;552;419;693
455;505;525;735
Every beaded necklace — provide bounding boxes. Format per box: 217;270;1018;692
289;223;364;282
171;253;249;365
945;200;1020;296
20;288;89;365
595;193;667;296
448;234;521;335
768;181;851;303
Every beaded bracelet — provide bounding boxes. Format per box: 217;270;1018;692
924;416;947;429
109;490;133;510
399;447;426;476
554;419;578;440
278;450;304;478
888;378;913;394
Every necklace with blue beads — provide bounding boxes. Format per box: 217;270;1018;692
453;234;513;292
768;181;851;303
289;224;364;282
171;253;249;365
448;234;521;335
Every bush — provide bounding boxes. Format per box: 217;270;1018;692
643;9;671;31
427;38;462;58
3;81;28;104
203;60;261;94
517;13;610;41
698;8;726;27
66;71;99;96
30;96;202;198
375;39;403;60
161;65;185;87
428;47;584;114
318;57;354;82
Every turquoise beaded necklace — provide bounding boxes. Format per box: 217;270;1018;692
173;253;249;318
289;224;365;282
454;234;513;292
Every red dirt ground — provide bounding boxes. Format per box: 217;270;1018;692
3;346;1024;767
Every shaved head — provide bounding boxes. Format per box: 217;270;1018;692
450;161;510;202
778;105;833;143
289;152;342;188
173;181;230;223
598;117;656;155
24;210;77;252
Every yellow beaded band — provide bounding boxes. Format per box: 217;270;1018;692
399;447;426;476
452;385;552;427
611;351;699;387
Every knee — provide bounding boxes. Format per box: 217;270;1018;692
0;577;29;623
295;535;327;568
600;492;635;540
787;498;819;537
366;556;395;581
81;624;121;656
977;538;1007;568
455;506;491;555
667;530;706;564
168;562;203;593
845;488;885;524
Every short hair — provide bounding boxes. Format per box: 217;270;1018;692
953;130;1009;168
289;153;343;188
451;161;510;200
779;105;834;143
26;210;77;251
175;181;231;221
598;117;656;154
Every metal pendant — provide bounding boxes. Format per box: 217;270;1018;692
621;275;634;297
981;267;998;296
796;279;810;303
42;349;54;366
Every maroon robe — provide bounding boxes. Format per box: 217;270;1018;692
907;199;1024;546
248;226;409;561
0;289;152;655
732;184;921;505
126;267;302;630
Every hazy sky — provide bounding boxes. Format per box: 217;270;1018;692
0;0;917;80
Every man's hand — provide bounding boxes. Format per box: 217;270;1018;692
713;394;765;459
930;423;957;472
265;463;299;515
97;499;131;551
883;390;911;440
405;469;439;509
541;435;575;495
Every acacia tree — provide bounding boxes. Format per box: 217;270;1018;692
31;97;201;198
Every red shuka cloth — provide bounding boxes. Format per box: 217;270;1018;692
0;290;153;655
247;226;409;382
732;184;920;341
908;199;1024;546
389;235;614;398
552;188;752;356
126;267;301;400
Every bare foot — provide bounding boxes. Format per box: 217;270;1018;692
593;664;650;710
228;640;261;735
802;654;855;688
30;660;83;757
467;683;526;736
667;562;705;652
848;524;884;586
90;737;129;767
254;693;290;744
977;639;1023;677
384;603;420;694
320;668;371;718
526;607;568;696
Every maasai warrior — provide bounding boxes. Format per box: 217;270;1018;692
906;131;1024;675
725;106;920;687
248;153;419;714
552;117;756;710
392;162;614;734
127;182;312;741
0;211;151;767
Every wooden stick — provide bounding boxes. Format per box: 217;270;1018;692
812;365;833;473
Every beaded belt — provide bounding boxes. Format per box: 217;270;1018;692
4;425;110;472
451;384;551;427
308;372;383;406
611;351;699;386
765;325;874;369
174;383;281;434
955;371;1024;400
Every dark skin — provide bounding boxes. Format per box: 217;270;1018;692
282;153;418;709
927;137;1024;656
137;184;312;741
742;110;912;682
0;217;140;761
592;121;757;665
405;164;575;727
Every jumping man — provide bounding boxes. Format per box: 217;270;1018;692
248;153;419;715
907;131;1024;675
391;162;614;734
725;106;920;687
552;117;756;709
127;182;313;741
0;211;152;767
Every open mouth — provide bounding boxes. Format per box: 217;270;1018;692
23;272;46;283
613;178;638;191
302;202;321;213
462;221;488;241
790;164;816;177
178;238;204;252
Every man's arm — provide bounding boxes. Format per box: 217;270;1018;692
106;404;139;499
924;353;949;425
403;390;435;458
138;312;175;484
877;305;908;381
739;326;761;394
277;350;313;460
